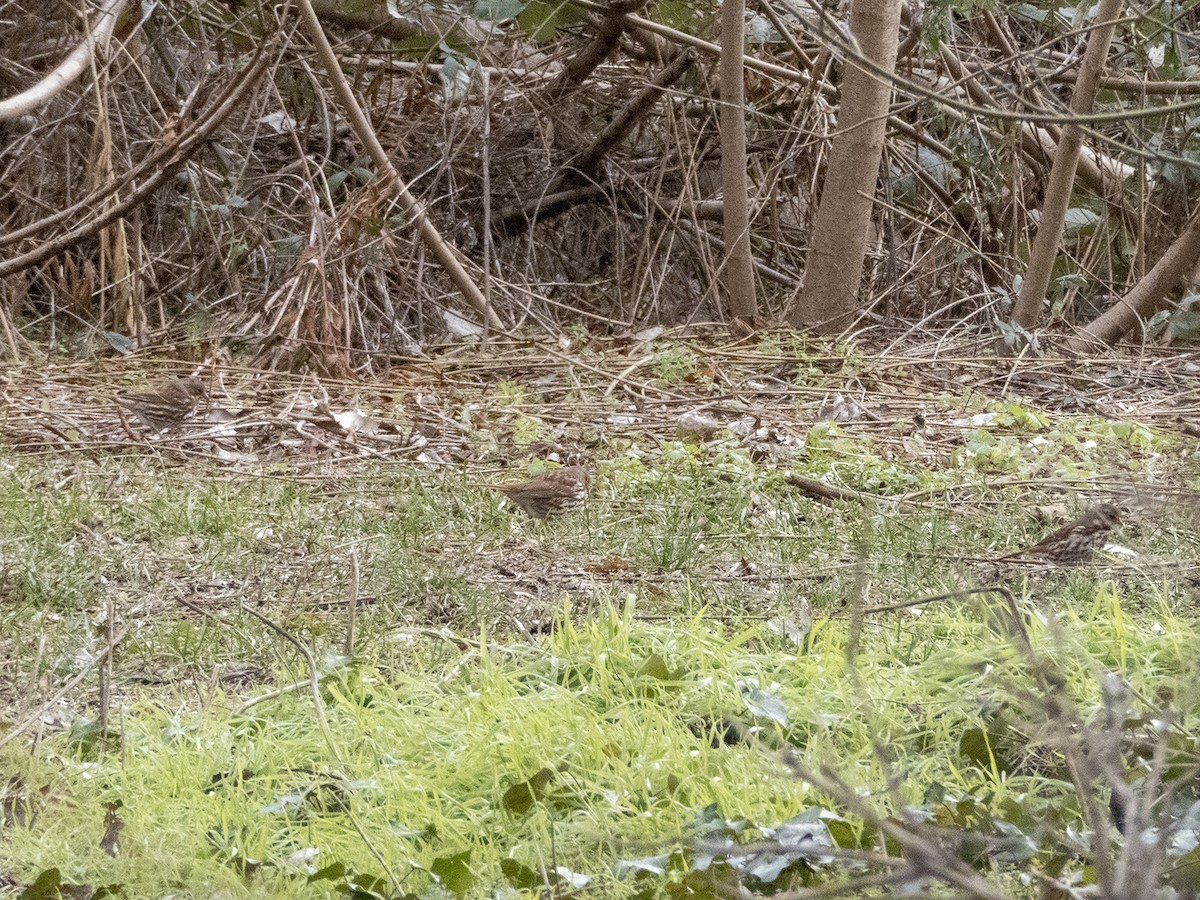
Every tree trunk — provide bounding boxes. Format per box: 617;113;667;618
787;0;902;334
1010;0;1124;330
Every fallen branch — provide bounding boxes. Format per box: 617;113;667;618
783;473;870;505
1069;204;1200;349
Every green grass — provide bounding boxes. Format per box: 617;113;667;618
2;600;1195;896
1;392;1198;897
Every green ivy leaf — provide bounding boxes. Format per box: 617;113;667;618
502;766;557;815
430;850;475;896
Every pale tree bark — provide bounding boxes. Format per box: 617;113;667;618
1067;205;1200;350
788;0;902;334
719;0;757;326
1010;0;1123;329
0;0;127;120
308;0;488;43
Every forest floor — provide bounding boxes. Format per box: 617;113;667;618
1;332;1198;897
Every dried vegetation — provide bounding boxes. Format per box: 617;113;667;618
3;2;1200;897
2;2;1199;368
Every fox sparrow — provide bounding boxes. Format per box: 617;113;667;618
994;503;1121;566
493;466;589;518
117;376;208;431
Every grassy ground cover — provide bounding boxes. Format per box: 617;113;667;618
1;341;1198;897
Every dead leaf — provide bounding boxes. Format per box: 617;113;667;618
587;556;632;574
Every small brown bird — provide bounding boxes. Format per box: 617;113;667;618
116;376;208;431
994;503;1121;566
493;466;589;518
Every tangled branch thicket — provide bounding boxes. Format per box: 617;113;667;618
0;1;1198;371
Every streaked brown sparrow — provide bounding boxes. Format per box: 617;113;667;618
493;466;589;518
116;376;208;431
994;503;1121;566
